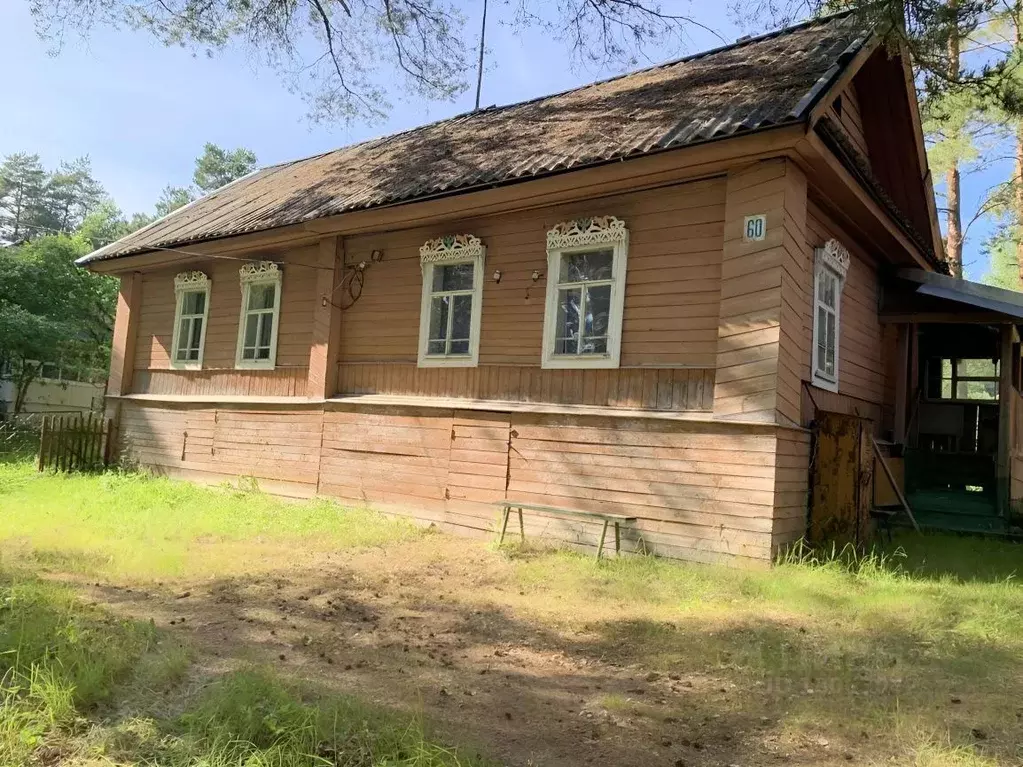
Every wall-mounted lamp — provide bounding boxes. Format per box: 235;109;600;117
493;269;502;284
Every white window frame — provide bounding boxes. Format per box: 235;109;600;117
235;261;283;370
541;216;629;369
811;239;851;393
417;234;486;368
170;271;211;370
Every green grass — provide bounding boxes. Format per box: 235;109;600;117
507;539;1023;764
0;570;490;766
2;458;1022;765
0;460;424;579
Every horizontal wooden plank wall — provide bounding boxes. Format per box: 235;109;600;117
117;400;788;567
832;83;870;161
119;402;322;497
338;364;714;412
133;368;310;397
341;178;726;371
799;200;893;431
132;243;318;382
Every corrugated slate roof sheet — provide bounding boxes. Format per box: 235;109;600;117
80;12;869;264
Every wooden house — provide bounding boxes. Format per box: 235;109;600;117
79;13;1023;566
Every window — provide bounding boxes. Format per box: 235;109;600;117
812;239;850;392
171;271;211;369
235;261;282;369
542;216;629;369
936;358;999;401
417;234;485;367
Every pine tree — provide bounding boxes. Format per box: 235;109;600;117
0;153;48;243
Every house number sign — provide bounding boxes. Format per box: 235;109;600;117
744;214;767;242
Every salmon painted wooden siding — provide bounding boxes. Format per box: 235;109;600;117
798;200;892;427
339;364;714;411
118;400;791;567
340;179;726;371
712;159;808;424
132;244;318;393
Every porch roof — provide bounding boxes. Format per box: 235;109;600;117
881;269;1023;324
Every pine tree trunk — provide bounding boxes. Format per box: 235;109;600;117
1015;124;1023;288
945;9;964;278
946;165;963;277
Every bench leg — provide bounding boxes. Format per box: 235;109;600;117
614;522;621;557
596;519;609;561
518;507;525;543
498;506;511;545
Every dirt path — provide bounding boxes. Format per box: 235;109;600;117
69;538;853;767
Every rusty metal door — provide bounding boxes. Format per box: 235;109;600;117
810;411;874;548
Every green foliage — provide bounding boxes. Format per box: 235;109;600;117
980;231;1021;289
154;185;195;218
192;142;257;193
0;153;49;243
0;235;117;412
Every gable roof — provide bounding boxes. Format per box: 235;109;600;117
79;11;870;266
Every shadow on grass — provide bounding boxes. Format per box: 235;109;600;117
67;553;1023;767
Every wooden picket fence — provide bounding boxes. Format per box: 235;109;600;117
37;413;112;473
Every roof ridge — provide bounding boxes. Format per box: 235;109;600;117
259;9;863;175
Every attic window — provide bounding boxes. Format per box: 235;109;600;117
417;234;486;367
812;240;850;392
541;216;629;369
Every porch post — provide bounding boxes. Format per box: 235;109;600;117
997;324;1015;516
107;271;141;399
307;236;343;400
894;323;910;444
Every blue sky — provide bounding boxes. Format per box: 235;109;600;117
0;2;1000;278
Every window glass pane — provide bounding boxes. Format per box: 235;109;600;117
427;340;446;355
555;287;581;354
584;284;611;339
178;318;191;352
824;311;836;375
183;290;205;315
247;283;276;311
450;294;472;343
429;296;449;343
244;313;259;348
957;380;998;400
189;317;203;350
258;313;274;347
449;340;470;355
956;358;998;377
941;379;953;399
559;250;613;283
256;346;270;360
433;262;474;292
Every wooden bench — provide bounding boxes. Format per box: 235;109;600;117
492;501;637;560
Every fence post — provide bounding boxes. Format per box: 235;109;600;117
37;416;48;472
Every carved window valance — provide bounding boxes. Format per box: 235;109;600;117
546;216;628;251
815;239;851;282
419;234;486;267
238;260;282;288
174;271;210;293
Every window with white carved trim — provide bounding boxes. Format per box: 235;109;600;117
812;240;850;392
235;261;282;369
417;234;485;367
542;216;629;369
171;271;211;369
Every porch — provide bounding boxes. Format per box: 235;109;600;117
883;269;1023;535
